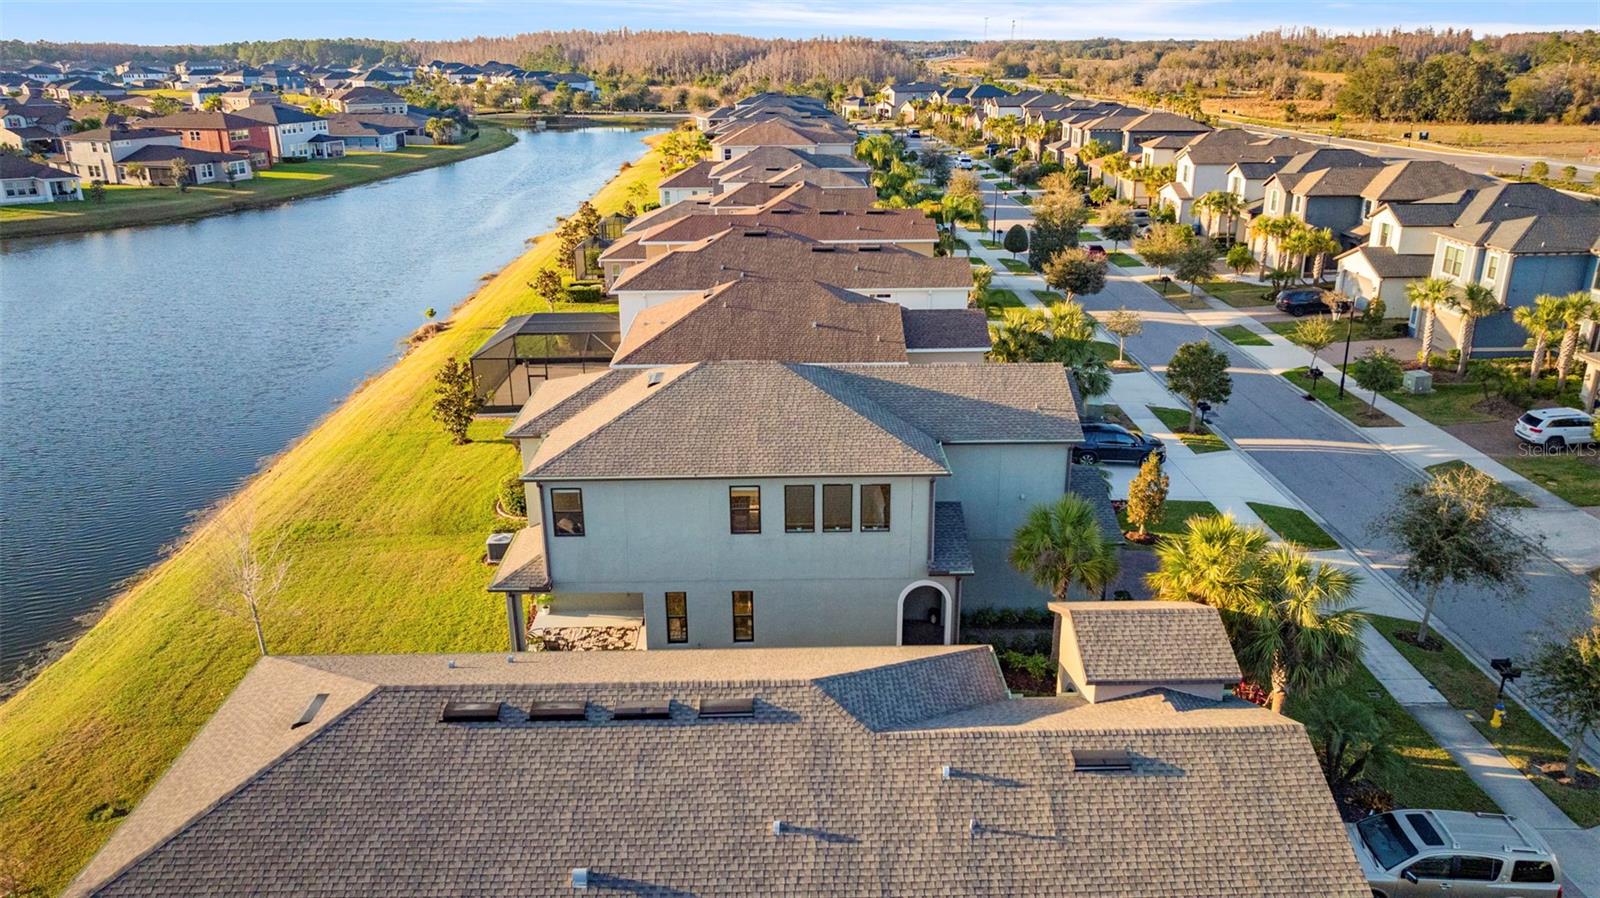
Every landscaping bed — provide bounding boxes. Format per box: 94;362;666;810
1282;367;1401;427
1246;502;1339;550
1116;498;1222;543
1147;405;1229;453
1266;317;1409;345
1217;324;1269;346
1368;614;1600;826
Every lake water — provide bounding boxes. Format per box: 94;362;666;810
0;126;661;683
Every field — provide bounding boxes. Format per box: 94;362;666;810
0;127;516;239
0;135;664;897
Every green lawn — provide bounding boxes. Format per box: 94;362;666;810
1246;502;1339;549
1495;453;1600;507
1142;277;1211;309
1147;405;1230;453
1282;367;1401;427
0;136;665;897
1369;615;1600;826
1385;382;1501;426
1031;290;1063;303
1202;279;1274;307
996;257;1033;274
1091;339;1140;370
978;238;1003;249
978;287;1023;318
1077;230;1098;241
1422;461;1536;508
1;128;517;239
1118;498;1222;541
1108;251;1143;268
1266;318;1410;345
994;180;1016;191
1286;665;1501;815
1013;193;1033;205
1218;324;1270;346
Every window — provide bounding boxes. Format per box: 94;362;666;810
1291;194;1303;214
1511;861;1556;883
665;592;687;644
1452;857;1502;882
822;484;852;532
229;129;250;141
550;488;585;536
784;485;814;533
1484;253;1499;282
1404;857;1452;880
187;130;201;141
1377;223;1391;247
731;591;754;642
1268;191;1280;213
1442;244;1465;277
729;486;760;533
860;484;891;532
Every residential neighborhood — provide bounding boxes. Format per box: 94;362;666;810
3;15;1599;898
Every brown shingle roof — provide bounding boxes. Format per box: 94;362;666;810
1054;601;1242;685
636;207;936;247
68;647;1367;898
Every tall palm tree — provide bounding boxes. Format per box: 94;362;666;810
1010;494;1121;601
1196;190;1245;241
1280;224;1315;281
1249;215;1295;273
1233;545;1364;713
1405;277;1453;364
987;307;1046;362
1554;292;1599;389
1513;294;1566;385
1148;514;1269;609
1447;282;1502;375
1301;227;1342;284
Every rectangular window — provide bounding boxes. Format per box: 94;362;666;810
1452;857;1502;882
1377;223;1391;247
550;488;585;536
731;591;754;642
1291;194;1303;214
729;486;760;534
784;484;815;533
665;592;687;644
1484;254;1498;281
859;484;891;532
822;484;852;532
1442;245;1465;277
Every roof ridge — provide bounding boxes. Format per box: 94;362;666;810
783;364;948;470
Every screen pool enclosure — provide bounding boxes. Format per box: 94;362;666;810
470;313;620;412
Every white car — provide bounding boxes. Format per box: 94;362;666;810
956;154;973;169
1514;407;1596;449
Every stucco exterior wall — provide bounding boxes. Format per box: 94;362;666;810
937;443;1070;609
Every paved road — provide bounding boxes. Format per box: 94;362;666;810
1078;273;1595;683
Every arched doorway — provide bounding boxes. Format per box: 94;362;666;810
897;581;952;646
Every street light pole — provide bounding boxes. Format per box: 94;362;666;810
1336;301;1357;399
991;180;999;244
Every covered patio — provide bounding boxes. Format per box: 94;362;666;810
470;312;620;412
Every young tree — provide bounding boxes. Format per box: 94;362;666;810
1446;282;1501;375
210;505;291;657
1225;242;1255;275
1098;204;1135;249
201;95;224;112
1172;237;1219;297
1377;464;1536;645
1526;590;1600;782
123;161;147;185
168;156;190;192
1027;192;1089;270
1102;306;1143;363
1348;346;1403;415
1002;223;1028;259
86;179;106;203
1405;277;1453;365
431;358;483;445
1292;317;1336;394
1513;294;1566;385
1165;340;1233;432
1133;222;1191;277
918;147;951;186
532;267;565;305
1124;451;1169;540
1009;493;1121;600
1042;247;1106;300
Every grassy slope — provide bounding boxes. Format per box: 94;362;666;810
0;137;665;897
0;128;516;239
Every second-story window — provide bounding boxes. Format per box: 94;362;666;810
1442;245;1465;277
665;592;687;644
822;484;852;532
1378;223;1392;247
550;488;585;536
784;484;814;533
729;486;760;534
860;484;891;532
1484;254;1499;282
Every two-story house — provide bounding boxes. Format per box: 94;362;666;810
1155;130;1313;230
607;229;974;334
708;119;856;161
233;104;343;159
139;110;277;167
489;361;1093;652
61;126;182;182
327;86;409;115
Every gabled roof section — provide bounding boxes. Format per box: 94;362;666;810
504;368;632;439
1054;601;1242;685
1359;159;1488;202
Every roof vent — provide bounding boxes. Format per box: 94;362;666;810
612;702;671;720
941;765;954;780
865;208;888;215
742;229;768;237
528;700;588;721
571;868;590;889
810;246;835;252
819;209;844;215
1071;748;1133;772
699;697;755;718
646;370;664;387
858;245;882;252
440;701;502;723
291;693;329;729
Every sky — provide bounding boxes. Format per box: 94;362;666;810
2;0;1594;45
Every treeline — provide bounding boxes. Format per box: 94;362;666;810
0;38;414;68
951;28;1600;124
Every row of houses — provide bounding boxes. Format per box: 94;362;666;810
63;91;1374;898
2;57;601;96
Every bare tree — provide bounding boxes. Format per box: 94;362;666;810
211;505;291;656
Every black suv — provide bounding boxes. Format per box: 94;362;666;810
1275;287;1332;316
1073;423;1165;465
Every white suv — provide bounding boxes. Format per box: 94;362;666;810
1514;407;1597;450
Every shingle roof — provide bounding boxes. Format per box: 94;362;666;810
710;119;852;149
504;368;632;439
930;501;975;575
657;159;715;189
1359;159;1488;202
136;110;261;131
1054;601;1242;685
634;207;936;247
1337;244;1435;279
609;229;973;294
117;145;246;165
1067;463;1122;544
68;647;1366;898
330;85;405;104
1435;182;1600;253
900;308;992;350
230;103;325;126
486;525;551;592
61;126;174;142
0;155;77;180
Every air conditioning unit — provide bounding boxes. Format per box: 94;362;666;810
1403;369;1434;395
485;531;514;565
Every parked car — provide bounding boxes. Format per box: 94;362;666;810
906;128;921;138
1348;810;1562;898
956;154;974;169
1275;287;1332;316
1514;407;1597;450
1072;423;1165;465
1084;244;1107;261
1129;208;1151;223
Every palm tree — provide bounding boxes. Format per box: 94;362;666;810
1405;277;1453;364
1554;292;1598;390
1280;224;1315;282
1300;227;1342;284
1513;295;1567;386
987;307;1047;362
1249;215;1295;273
1233;545;1364;713
1195;190;1245;241
1447;282;1501;375
1148;514;1269;609
1010;494;1121;600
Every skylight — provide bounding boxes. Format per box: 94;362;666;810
527;700;588;722
440;701;502;723
699;697;755;718
612;702;671;720
1071;749;1133;772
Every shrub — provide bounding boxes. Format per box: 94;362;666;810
500;475;528;516
565;283;606;304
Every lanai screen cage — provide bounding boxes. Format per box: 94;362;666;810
471;313;620;412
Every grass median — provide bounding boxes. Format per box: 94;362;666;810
1218;324;1270;346
1282;366;1401;427
1147;405;1229;453
0;136;665;897
1246;502;1339;549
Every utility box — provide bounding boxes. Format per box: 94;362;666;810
1403;369;1434;395
486;531;514;565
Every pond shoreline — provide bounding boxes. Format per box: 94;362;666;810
0;123;516;241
